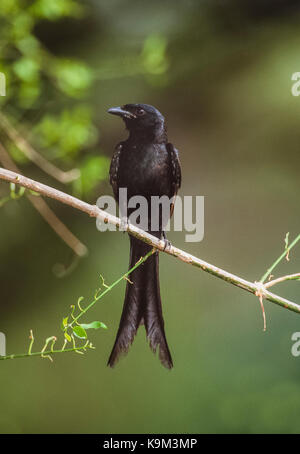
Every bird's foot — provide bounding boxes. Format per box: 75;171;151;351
162;232;172;251
163;239;172;251
120;217;129;233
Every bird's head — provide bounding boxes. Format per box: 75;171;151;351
108;103;166;141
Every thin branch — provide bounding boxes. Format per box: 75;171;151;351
0;146;87;257
69;249;154;328
260;233;300;283
0;344;92;361
0;112;80;184
0;167;300;315
28;194;87;257
265;273;300;289
0;250;154;361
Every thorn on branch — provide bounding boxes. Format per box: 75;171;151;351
255;282;267;332
124;276;133;284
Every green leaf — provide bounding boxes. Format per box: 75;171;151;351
64;332;71;342
13;57;40;82
18;80;41;107
30;0;84;21
74;155;110;197
34;107;97;156
10;13;34;41
54;60;93;97
29;190;40;197
141;34;168;75
16;36;40;55
72;325;87;339
61;316;68;331
10;183;25;200
9;183;16;198
8;143;29;165
80;321;107;330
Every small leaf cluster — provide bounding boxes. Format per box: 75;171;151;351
61;295;107;347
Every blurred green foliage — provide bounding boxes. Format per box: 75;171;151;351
0;0;105;198
33;107;97;157
1;0;300;435
142;34;168;75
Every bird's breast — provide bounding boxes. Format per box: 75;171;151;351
119;143;171;199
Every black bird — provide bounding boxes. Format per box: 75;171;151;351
107;103;181;368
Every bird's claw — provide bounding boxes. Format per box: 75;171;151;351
120;217;129;233
162;238;172;251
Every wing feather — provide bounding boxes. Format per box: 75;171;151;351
109;142;123;201
166;142;181;217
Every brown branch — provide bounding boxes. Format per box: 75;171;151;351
0;167;300;316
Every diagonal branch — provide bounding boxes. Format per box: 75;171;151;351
0;167;299;315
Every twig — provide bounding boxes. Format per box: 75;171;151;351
0;145;87;257
254;282;267;331
69;250;154;328
0;167;300;314
0;250;153;361
0;344;91;361
265;273;300;289
260;233;300;283
0;112;80;184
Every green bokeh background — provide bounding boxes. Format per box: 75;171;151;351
1;0;300;433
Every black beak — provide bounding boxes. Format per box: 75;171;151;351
107;107;136;120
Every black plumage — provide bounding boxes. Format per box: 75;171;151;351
107;103;181;368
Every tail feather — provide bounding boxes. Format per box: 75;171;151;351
107;240;145;367
107;236;173;368
143;252;173;368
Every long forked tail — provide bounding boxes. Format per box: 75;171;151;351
107;236;173;369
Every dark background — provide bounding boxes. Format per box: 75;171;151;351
0;0;300;433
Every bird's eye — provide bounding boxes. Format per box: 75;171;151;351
136;108;145;116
